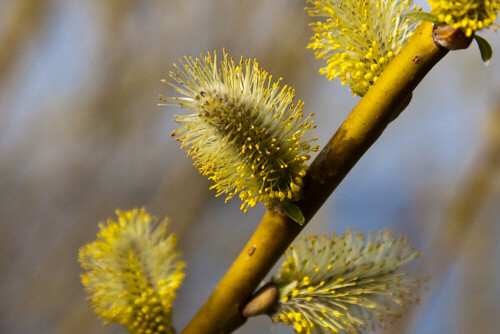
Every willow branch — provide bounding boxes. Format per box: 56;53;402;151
181;21;448;334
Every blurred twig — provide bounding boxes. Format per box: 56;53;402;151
427;105;500;278
388;105;500;334
0;0;49;88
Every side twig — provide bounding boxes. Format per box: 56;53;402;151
181;22;448;334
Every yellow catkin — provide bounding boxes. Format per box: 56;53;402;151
306;0;420;96
161;50;318;212
271;229;422;334
429;0;500;37
79;209;185;334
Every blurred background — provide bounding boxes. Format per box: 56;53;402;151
1;0;499;333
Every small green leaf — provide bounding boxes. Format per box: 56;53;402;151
474;35;493;64
279;202;305;225
276;281;298;299
405;12;441;25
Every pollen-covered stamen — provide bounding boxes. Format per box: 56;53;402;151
199;90;302;180
78;209;185;334
161;50;317;212
306;0;421;96
429;0;500;37
271;229;422;334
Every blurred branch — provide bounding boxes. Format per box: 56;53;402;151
426;105;500;276
443;106;500;246
388;105;500;334
0;0;49;89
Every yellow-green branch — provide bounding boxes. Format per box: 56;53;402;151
181;22;448;334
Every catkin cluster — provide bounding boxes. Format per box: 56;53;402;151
161;50;318;212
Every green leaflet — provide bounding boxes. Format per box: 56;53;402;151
474;35;493;64
279;202;305;225
405;11;441;25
